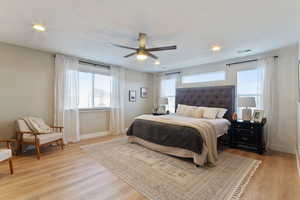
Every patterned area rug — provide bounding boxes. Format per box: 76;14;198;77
81;138;261;200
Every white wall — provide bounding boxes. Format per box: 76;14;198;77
79;111;109;135
0;42;154;138
124;69;154;128
0;42;54;139
160;44;298;154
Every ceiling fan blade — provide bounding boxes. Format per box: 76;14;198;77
124;52;137;58
146;45;177;52
145;51;158;60
112;44;137;50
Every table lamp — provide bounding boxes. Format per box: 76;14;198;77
238;97;256;121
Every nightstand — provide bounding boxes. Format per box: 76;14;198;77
229;119;266;154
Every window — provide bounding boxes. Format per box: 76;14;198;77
236;68;263;117
79;71;111;109
181;71;225;84
160;78;176;113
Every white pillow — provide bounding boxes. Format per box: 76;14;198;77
178;104;194;117
192;107;205;118
176;104;201;118
203;107;219;119
216;108;228;118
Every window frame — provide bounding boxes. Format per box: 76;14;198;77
159;75;178;113
79;70;112;111
181;70;226;85
232;62;263;117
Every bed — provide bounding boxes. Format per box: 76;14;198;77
127;86;235;166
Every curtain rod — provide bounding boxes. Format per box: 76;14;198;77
165;71;181;76
226;56;278;66
53;54;111;69
79;60;110;69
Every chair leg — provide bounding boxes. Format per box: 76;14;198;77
18;135;23;155
60;139;64;150
35;139;41;160
8;158;14;175
19;143;23;154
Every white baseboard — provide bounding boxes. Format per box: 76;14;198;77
80;131;109;140
269;143;295;154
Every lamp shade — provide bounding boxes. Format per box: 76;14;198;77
160;97;169;105
238;97;256;108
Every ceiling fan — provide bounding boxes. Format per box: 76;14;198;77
113;33;177;61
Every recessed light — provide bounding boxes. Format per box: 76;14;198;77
155;60;160;65
211;45;221;52
32;24;46;32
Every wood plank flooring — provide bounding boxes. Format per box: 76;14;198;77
0;136;299;200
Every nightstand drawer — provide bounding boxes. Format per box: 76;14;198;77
233;133;256;145
232;123;257;130
235;128;255;136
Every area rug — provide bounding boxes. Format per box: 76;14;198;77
81;138;261;200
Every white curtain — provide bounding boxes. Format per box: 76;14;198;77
153;74;161;110
159;74;179;113
258;57;278;150
109;66;125;135
54;54;80;143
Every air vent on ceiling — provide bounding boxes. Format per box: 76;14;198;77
237;49;252;54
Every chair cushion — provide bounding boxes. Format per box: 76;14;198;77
0;149;12;161
16;119;31;132
23;132;63;145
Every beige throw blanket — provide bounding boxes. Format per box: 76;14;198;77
135;114;218;165
22;117;51;134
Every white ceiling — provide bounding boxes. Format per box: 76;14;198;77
0;0;299;72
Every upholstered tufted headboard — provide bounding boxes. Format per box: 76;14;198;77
175;86;235;120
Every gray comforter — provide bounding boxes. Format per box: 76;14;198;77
127;118;203;154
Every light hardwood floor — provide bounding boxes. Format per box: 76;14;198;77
0;136;299;200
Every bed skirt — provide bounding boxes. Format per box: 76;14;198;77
128;136;208;166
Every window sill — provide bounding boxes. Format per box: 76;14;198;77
79;108;111;113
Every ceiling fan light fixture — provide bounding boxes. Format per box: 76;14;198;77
155;60;160;65
211;45;221;52
32;24;46;32
136;52;148;61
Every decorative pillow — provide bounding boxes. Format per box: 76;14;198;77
184;106;195;117
176;104;199;117
192;107;205;118
203;107;219;119
216;108;228;118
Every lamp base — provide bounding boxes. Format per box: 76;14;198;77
242;108;252;121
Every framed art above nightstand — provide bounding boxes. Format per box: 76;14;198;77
229;119;266;154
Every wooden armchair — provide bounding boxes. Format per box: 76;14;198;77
0;139;15;174
16;119;64;160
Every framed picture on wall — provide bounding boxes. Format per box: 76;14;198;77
140;87;148;98
129;90;136;102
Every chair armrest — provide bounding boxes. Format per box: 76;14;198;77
0;139;16;149
50;126;64;132
0;139;16;143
